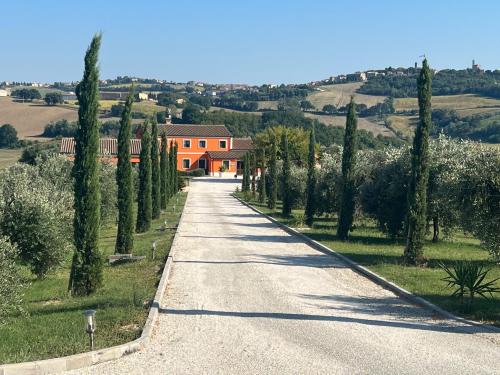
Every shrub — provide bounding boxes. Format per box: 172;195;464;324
0;161;73;278
0;124;19;148
439;261;500;311
42;119;77;137
0;237;25;323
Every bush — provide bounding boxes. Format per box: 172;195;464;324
0;160;73;278
44;92;63;105
0;124;19;148
277;161;307;209
0;237;25;323
19;142;60;165
439;261;500;311
42;119;77;137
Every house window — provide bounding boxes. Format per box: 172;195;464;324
222;160;230;170
198;158;206;169
182;159;191;169
219;140;227;149
183;139;191;148
198;140;207;148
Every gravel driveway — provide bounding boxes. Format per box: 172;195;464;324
69;177;500;375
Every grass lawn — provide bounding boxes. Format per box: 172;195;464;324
236;194;500;327
0;149;22;169
0;193;186;365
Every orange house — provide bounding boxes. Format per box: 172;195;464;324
153;124;251;175
60;124;252;175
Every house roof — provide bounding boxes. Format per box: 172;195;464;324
233;137;253;150
158;124;231;137
60;137;142;156
206;150;248;160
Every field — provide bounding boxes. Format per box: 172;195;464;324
307;82;386;110
0;98;77;138
386;115;418;139
0;193;186;364
394;94;500;117
304;113;394;137
0;149;22;169
237;195;500;327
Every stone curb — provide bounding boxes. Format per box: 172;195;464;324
233;194;500;334
0;192;189;375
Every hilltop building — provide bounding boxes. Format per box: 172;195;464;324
60;124;252;176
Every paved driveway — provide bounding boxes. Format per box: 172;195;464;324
71;178;500;375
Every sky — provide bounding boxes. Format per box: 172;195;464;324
2;0;500;85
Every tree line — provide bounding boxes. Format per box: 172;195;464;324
358;68;500;98
242;60;499;265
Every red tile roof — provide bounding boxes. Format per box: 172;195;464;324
60;137;142;156
158;124;231;137
206;150;248;160
233;137;253;150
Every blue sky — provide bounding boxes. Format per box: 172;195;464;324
2;1;499;85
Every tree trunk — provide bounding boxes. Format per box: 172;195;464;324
432;215;439;242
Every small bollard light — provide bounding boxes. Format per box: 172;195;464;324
152;240;157;260
83;309;96;350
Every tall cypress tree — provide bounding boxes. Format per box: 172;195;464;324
242;152;250;192
151;119;161;219
136;122;152;233
258;149;266;204
305;126;317;226
337;97;358;240
268;138;278;210
251;152;257;199
160;133;168;209
173;142;178;194
281;132;292;217
404;59;432;265
168;141;175;198
69;34;103;296
115;88;134;254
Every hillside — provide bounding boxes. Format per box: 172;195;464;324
307;82;386;109
0;98;77;138
303;113;394;137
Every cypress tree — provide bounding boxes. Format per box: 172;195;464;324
242;152;250;192
69;34;103;296
337;97;358;240
258;149;266;204
115;88;134;254
268;138;278;210
151;119;161;219
173;142;178;193
136;122;152;233
251;152;257;199
404;59;432;265
160;133;168;209
281;132;292;217
305;126;317;226
168;141;175;198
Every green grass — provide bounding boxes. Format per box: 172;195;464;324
237;194;500;326
0;193;186;365
394;94;500;115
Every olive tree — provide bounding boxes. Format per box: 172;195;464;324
0;159;74;278
0;237;25;323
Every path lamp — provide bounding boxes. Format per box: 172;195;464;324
152;240;157;260
83;310;96;350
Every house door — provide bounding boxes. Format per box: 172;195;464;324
198;158;207;174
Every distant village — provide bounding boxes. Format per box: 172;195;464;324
0;61;485;100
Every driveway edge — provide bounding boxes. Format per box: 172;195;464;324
0;192;189;375
233;195;500;334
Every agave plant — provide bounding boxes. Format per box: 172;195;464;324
438;260;500;311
